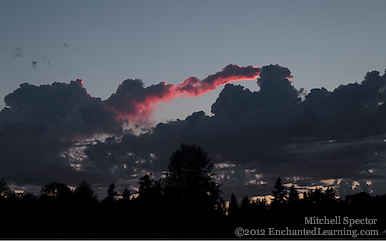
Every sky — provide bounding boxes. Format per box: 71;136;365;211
1;0;386;200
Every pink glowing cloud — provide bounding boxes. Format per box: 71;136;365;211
105;64;262;124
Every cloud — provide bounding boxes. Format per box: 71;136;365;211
3;79;123;139
1;64;386;201
176;64;262;97
104;64;261;125
0;79;123;187
257;64;293;86
104;79;175;125
83;65;386;199
0;64;261;190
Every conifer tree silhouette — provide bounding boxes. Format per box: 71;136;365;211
120;187;131;206
137;173;162;208
103;182;118;207
164;143;222;212
288;183;299;202
286;183;302;216
228;193;239;217
271;177;287;212
240;195;251;213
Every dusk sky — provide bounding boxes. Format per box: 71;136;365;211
1;0;386;200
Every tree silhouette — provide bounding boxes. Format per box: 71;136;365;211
0;173;385;238
120;187;131;207
240;195;251;213
38;181;74;218
163;143;222;212
137;173;162;208
253;197;268;213
288;183;299;202
40;181;72;200
104;182;118;204
286;183;303;217
215;197;227;216
21;192;37;202
324;187;335;201
271;177;287;212
74;180;98;207
139;174;153;192
228;193;239;217
0;179;12;200
108;182;118;197
75;180;97;198
308;187;323;209
345;191;372;215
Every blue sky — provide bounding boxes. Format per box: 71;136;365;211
2;0;385;123
1;0;386;200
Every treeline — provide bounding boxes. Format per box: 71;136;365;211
227;178;386;237
0;144;385;238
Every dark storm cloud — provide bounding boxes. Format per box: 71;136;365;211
212;64;299;118
0;80;123;187
83;65;386;198
257;63;293;86
0;64;261;193
4;79;122;138
2;64;386;200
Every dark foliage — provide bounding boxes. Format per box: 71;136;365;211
163;143;222;213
